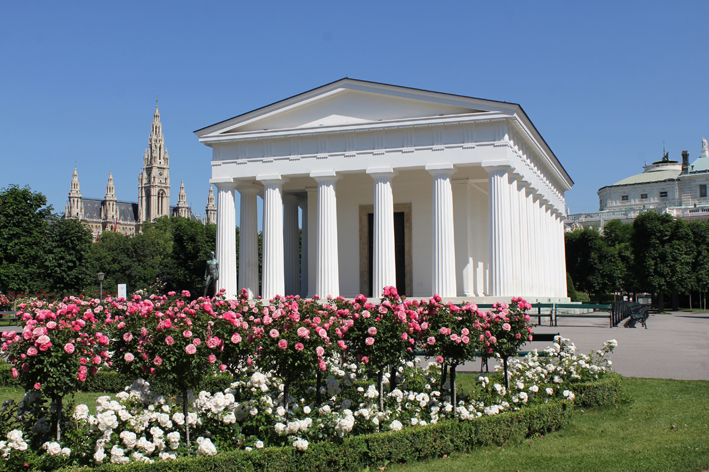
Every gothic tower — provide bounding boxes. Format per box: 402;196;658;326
101;172;118;229
205;185;217;225
138;101;171;222
176;181;190;218
65;167;83;219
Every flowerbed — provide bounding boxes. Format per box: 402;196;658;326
0;288;617;471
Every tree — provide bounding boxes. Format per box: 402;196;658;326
0;185;53;293
689;221;709;307
602;220;635;294
44;216;94;296
88;231;134;295
565;227;617;298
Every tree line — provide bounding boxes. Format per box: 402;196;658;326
565;211;709;310
0;185;222;300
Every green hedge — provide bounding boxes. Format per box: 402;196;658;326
59;400;573;472
572;372;623;408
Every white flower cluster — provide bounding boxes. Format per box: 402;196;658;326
0;430;28;458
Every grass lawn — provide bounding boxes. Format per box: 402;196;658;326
0;388;111;415
390;377;709;472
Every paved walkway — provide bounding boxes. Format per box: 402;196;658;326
4;312;708;380
458;311;709;380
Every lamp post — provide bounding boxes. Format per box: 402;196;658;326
97;271;104;300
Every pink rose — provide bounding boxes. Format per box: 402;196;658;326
365;337;375;346
362;356;369;364
21;363;29;372
269;329;280;338
93;356;101;365
462;336;470;344
295;342;305;351
278;339;287;350
39;342;51;352
401;332;408;340
220;364;227;372
124;352;135;362
193;338;201;346
231;333;242;343
123;332;133;342
165;336;174;345
27;347;38;356
207;337;219;349
436;356;444;364
337;340;346;350
319;360;327;371
427;337;436;345
153;356;163;366
368;326;377;336
185;344;197;355
515;333;522;339
489;336;497;343
34;382;41;390
208;354;216;364
11;368;18;378
77;372;87;382
183;330;192;338
502;323;511;332
316;346;325;357
64;343;75;354
297;327;309;338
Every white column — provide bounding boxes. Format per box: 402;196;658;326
215;181;238;299
306;186;318;298
517;183;531;296
484;164;513;297
298;197;309;297
541;201;552;297
427;164;457;297
312;171;340;298
238;185;259;299
260;177;286;301
367;168;397;299
283;195;300;296
509;176;522;296
528;190;539;298
558;213;568;298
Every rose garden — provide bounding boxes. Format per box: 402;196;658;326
0;287;619;471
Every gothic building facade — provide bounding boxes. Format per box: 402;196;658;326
65;104;217;239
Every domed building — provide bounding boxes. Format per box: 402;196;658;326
567;139;709;229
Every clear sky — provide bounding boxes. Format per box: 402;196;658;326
1;1;708;219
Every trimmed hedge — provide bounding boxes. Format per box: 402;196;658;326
572;372;623;408
58;400;574;472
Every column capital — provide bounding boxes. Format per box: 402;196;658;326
481;160;513;174
366;167;397;179
256;174;287;185
425;162;455;176
310;170;340;182
210;178;238;189
235;182;260;194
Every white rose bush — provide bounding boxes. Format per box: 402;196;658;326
0;288;619;471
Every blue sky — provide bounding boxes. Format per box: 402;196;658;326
1;1;708;219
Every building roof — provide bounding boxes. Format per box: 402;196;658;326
81;198;200;223
611;169;681;186
691;155;709;173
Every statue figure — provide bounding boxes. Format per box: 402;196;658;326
204;251;219;297
702;138;708;157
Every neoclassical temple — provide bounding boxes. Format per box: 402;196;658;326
195;79;572;302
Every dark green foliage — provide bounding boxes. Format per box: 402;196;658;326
571;372;623;408
0;185;54;293
44;216;95;295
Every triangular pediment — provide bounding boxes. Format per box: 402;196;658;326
196;79;519;138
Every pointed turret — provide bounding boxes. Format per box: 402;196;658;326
65;167;83;219
205;185;217;225
138;100;171;222
176;181;190;218
102;173;118;225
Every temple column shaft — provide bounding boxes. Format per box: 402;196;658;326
215;182;238;299
260;178;286;300
298;198;309;297
428;165;457;297
238;185;259;299
367;168;397;298
485;165;513;297
313;172;340;298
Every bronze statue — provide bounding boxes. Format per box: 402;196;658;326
204;251;219;297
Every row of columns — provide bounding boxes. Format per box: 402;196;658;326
215;164;566;301
486;165;567;298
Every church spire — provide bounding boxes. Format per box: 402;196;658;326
205;185;217;225
176;180;189;218
65;167;83;219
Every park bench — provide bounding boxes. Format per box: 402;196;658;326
623;305;649;329
0;311;20;326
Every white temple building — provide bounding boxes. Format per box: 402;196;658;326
195;79;572;302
